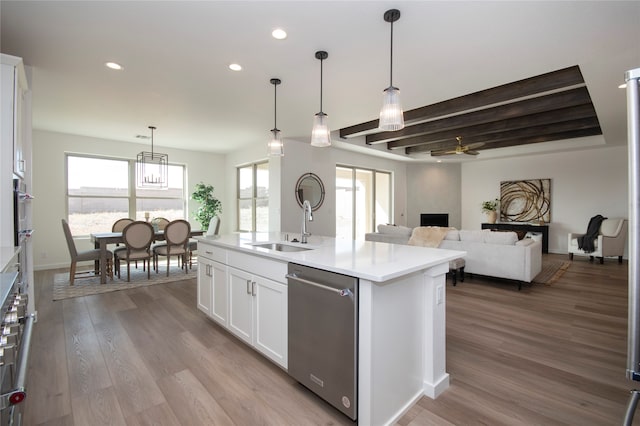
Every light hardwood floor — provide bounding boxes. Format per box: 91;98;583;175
24;255;639;425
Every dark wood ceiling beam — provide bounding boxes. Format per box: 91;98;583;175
366;86;593;145
405;117;601;154
339;65;584;139
390;104;598;150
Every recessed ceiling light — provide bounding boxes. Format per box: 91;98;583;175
272;28;287;40
229;63;242;71
105;61;123;70
619;83;627;89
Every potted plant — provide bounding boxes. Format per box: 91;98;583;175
191;182;222;231
482;198;500;224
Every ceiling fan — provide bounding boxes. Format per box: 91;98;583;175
430;136;485;157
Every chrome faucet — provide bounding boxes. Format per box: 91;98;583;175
301;200;313;244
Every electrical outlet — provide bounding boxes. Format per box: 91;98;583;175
436;285;443;305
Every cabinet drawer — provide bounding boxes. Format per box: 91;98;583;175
227;250;287;284
198;242;226;263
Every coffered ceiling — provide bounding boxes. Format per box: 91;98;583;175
1;1;638;162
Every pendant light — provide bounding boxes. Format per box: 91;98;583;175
136;125;168;189
379;9;404;131
268;78;284;157
311;50;331;147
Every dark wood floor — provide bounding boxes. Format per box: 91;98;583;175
23;254;640;425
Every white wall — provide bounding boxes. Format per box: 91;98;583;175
406;163;461;228
32;130;226;269
461;146;628;255
280;138;408;238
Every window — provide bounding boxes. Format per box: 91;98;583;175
66;154;185;235
336;166;392;240
237;161;269;232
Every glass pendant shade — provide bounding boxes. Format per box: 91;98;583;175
379;86;404;131
136;126;168;189
268;128;284;156
311;112;331;147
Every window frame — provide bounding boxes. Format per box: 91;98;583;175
65;153;186;235
237;160;269;232
336;165;393;240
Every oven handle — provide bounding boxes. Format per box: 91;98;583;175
286;273;353;297
0;313;35;409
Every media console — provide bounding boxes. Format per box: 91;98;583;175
481;222;549;253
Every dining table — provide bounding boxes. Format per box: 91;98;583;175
90;229;204;284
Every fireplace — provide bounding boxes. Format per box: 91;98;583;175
420;213;449;227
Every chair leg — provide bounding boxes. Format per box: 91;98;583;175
600;257;604;264
569;253;573;260
619;256;623;263
460;267;465;282
126;261;131;282
184;254;188;274
69;261;77;285
147;259;151;279
107;259;113;280
166;255;170;277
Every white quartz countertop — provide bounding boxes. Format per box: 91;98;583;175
197;233;465;282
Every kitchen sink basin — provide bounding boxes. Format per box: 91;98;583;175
251;242;313;252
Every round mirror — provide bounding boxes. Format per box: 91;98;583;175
295;173;325;211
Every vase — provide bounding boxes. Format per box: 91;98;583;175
486;210;497;224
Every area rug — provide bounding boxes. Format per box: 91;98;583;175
53;261;197;301
533;259;571;285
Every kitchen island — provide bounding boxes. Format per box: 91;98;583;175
197;232;465;426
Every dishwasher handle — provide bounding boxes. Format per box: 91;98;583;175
286;273;353;297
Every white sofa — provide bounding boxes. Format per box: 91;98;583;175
365;225;543;290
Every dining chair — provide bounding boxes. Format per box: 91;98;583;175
115;221;154;282
152;217;170;231
188;216;220;268
61;218;113;285
112;218;134;233
153;219;191;276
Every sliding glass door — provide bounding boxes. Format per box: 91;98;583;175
336;166;392;240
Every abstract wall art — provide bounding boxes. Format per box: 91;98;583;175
500;178;551;223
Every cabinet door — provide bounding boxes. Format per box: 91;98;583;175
253;277;288;368
210;261;228;326
197;258;213;316
228;267;253;345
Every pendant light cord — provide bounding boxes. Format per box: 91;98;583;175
149;126;155;155
274;83;277;129
389;19;394;87
319;57;324;113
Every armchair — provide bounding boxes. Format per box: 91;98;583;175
568;218;627;263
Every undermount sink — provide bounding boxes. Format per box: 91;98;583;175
251;242;313;252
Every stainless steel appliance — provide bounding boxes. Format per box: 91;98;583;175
287;263;358;421
0;253;34;425
623;67;640;424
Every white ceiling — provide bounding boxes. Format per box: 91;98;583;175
1;1;638;160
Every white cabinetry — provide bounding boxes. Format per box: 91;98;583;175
197;240;288;368
1;54;28;180
228;267;288;367
197;245;228;327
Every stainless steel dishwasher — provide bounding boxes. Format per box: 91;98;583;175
287;263;358;421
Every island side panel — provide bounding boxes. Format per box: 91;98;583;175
358;262;450;425
423;262;450;398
